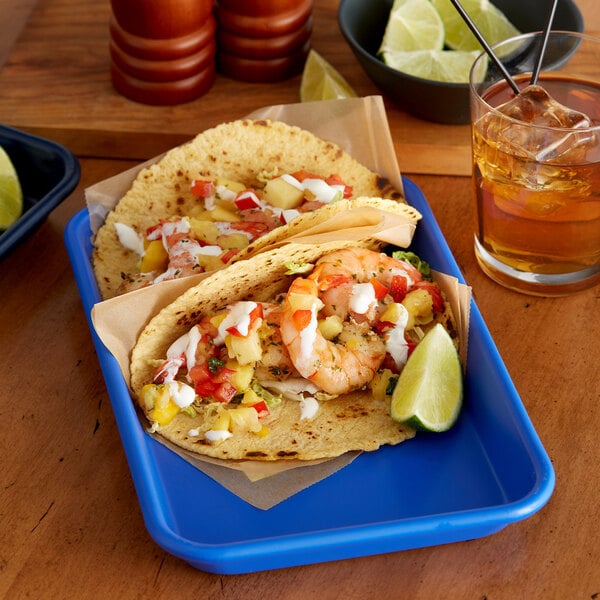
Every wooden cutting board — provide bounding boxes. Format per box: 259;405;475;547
0;0;596;175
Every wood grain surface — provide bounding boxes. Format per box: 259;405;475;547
0;0;474;174
2;0;597;175
1;158;599;600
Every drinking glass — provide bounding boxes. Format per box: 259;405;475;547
469;31;600;296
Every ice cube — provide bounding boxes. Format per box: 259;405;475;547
497;85;591;128
483;85;596;163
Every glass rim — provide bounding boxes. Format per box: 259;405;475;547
469;30;600;133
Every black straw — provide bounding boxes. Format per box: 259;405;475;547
448;0;521;94
530;0;558;85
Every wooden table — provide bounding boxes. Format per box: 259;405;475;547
1;1;598;598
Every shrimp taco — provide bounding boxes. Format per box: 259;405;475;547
92;119;413;299
130;242;459;461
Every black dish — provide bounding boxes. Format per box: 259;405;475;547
0;125;80;259
338;0;584;124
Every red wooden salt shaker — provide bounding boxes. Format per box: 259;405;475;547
215;0;313;83
109;0;216;105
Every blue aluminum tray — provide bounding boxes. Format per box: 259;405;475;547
0;125;80;259
64;176;554;574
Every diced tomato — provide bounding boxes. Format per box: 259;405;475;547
293;309;313;330
325;174;353;198
234;191;261;211
413;280;445;314
324;174;344;186
389;274;409;302
251;303;264;321
373;320;394;335
297;200;326;213
290;170;319;182
250;400;269;418
194;378;218;397
231;221;270;238
189;363;238;402
220;248;239;263
189;363;213;386
370;278;389;300
145;223;163;238
406;338;417;357
226;303;263;337
212;366;235;383
190;179;214;198
381;353;400;374
213;382;238;403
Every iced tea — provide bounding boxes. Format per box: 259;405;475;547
472;74;600;295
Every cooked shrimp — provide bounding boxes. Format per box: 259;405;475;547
309;248;423;323
279;276;386;396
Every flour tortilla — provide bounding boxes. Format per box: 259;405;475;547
92;119;409;299
130;243;457;461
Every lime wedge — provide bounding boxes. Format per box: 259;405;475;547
391;323;463;432
0;145;23;230
378;0;445;54
431;0;520;52
300;50;357;102
382;49;480;83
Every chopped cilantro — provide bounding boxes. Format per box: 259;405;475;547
207;356;225;373
386;375;399;396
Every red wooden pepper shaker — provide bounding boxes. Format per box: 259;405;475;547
109;0;216;105
215;0;313;82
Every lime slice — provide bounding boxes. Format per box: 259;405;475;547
0;145;23;230
300;50;357;102
382;49;480;83
391;323;463;432
378;0;445;54
431;0;520;52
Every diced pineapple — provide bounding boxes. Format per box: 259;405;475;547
241;388;261;405
217;233;249;250
210;312;227;329
345;336;360;351
402;289;434;330
263;176;305;209
229;406;262;433
142;384;180;426
139;240;168;273
369;369;397;401
189;218;220;245
380;302;405;324
211;409;232;432
196;253;224;272
225;329;263;365
287;291;323;313
255;425;270;437
226;360;255;392
208;205;239;222
215;178;246;197
141;384;159;411
318;315;343;340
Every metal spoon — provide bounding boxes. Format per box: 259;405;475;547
530;0;558;85
448;0;521;94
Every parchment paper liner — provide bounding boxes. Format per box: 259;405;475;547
86;97;472;509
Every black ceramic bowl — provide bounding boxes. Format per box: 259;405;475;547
338;0;584;124
0;125;80;259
